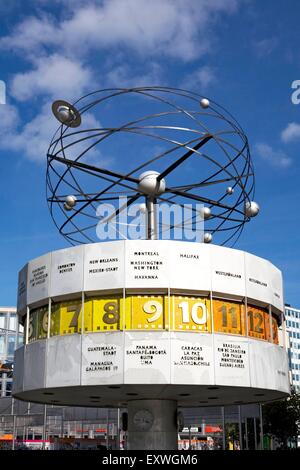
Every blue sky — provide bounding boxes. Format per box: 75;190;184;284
0;0;299;307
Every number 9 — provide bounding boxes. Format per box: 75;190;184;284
143;300;163;323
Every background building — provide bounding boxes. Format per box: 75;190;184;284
0;307;23;398
285;305;300;392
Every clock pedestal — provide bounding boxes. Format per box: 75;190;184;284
127;399;177;450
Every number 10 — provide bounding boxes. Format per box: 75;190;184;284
178;301;207;325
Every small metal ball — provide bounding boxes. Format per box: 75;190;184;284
57;105;75;124
245;201;260;218
200;98;210;109
65;195;77;208
201;206;211;220
139;203;147;214
203;232;213;243
63;202;73;211
226;186;234;195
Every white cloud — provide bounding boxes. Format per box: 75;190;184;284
105;63;163;87
180;65;216;91
281;122;300;143
253;37;278;57
11;54;93;101
0;103;102;163
0;0;239;62
0;104;20;136
255;142;292;168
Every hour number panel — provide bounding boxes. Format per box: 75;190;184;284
171;296;211;332
213;299;245;336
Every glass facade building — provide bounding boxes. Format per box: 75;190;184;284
285;305;300;391
0;307;23;397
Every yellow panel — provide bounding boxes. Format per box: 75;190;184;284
123;295;132;330
83;297;94;333
36;306;49;340
247;305;267;340
50;303;61;337
272;316;279;345
171;296;211;332
51;299;83;336
213;299;245;335
265;313;279;344
27;310;37;343
127;295;166;330
25;294;280;346
92;296;123;331
264;311;271;342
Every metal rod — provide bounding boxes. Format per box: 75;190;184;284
245;417;249;450
117;408;120;450
157;134;212;181
221;406;226;450
146;197;157;240
106;409;109;450
25;307;29;345
42;405;47;450
12;414;16;451
47;298;51;339
254;417;257;450
238;405;243;450
61;408;64;439
48;153;139;184
259;404;264;450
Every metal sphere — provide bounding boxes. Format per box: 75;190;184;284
65;195;77;208
203;232;213;243
63;202;73;211
139;203;147;214
226;186;234;195
201;206;211;220
200;98;210;109
52;100;81;127
138;171;166;196
57;105;74;123
244;201;260;218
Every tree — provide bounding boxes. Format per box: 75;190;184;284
262;388;300;449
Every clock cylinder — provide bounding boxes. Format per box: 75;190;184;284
128;400;177;450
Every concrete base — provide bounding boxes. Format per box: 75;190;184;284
127;399;178;450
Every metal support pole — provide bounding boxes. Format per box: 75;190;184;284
238;405;243;450
146;197;157;240
254;417;257;450
245;417;249;450
106;409;109;450
47;298;51;339
259;404;264;450
61;408;64;438
12;414;16;451
42;405;47;450
25;307;29;345
221;406;226;450
282;311;286;349
117;408;120;450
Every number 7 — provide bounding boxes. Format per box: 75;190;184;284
67;304;81;328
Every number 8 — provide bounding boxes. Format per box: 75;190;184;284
103;301;120;325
